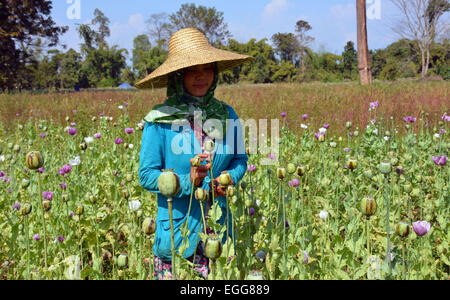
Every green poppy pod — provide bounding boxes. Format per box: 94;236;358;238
346;121;352;129
204;234;222;261
297;165;306;177
190;155;202;168
79;142;87;151
218;171;232;186
117;254;128;268
26;151;44;170
42;200;51;212
287;163;296;174
360;196;377;219
226;185;236;198
20;203;32;216
142;217;156;235
157;170;180;198
378;160;392;174
246;270;265;280
21;178;30;189
403;182;412;193
395;222;410;238
75;205;84;216
277;167;286;180
195;188;209;202
348;157;358;170
204;139;215;154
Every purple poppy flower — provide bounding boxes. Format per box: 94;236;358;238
302;114;308;120
13;201;21;211
42;191;53;201
34;234;41;241
70;122;77;127
281;112;287;118
59;182;67;190
413;221;431;236
249;207;255;216
289;178;300;188
0;171;5;178
38;167;45;174
369;101;379;110
441;113;449;122
323;123;330;129
40;132;46;138
403;116;416;123
432;155;447;166
268;153;276;160
58;169;66;176
247;165;256;172
99;113;105;117
302;250;309;264
314;132;325;141
344;148;350;153
68;127;77;136
115;138;123;145
62;164;72;174
285;220;290;228
94;133;102;139
57;236;65;243
125;128;134;134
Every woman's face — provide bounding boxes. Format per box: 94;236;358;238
183;63;215;97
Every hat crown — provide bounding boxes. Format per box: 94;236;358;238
168;28;210;57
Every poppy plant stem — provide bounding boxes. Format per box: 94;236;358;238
168;197;176;280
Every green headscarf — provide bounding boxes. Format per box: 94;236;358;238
143;64;229;140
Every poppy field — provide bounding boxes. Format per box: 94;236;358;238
0;80;448;280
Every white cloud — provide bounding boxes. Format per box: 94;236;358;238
262;0;290;19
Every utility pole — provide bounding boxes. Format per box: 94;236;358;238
356;0;373;85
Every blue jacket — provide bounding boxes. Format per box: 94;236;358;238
139;104;248;261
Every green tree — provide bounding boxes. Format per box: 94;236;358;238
166;3;231;45
342;41;358;79
132;35;153;79
0;0;67;91
271;33;300;64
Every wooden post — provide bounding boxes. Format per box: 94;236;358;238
356;0;373;85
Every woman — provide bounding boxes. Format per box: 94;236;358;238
136;28;254;280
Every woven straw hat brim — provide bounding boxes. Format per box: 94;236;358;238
135;47;254;89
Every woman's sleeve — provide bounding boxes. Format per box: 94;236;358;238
225;106;248;186
138;122;193;198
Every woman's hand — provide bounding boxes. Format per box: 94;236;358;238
210;177;234;198
190;154;211;187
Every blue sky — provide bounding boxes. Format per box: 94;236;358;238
51;0;401;64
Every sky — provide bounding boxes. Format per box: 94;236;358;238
50;0;403;64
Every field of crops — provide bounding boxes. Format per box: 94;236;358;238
0;80;448;280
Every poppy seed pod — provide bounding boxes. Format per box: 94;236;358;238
403;182;412;193
346;121;352;129
157;170;180;198
277;167;286;180
195;188;209;202
395;222;410;238
26;151;44;170
20;203;32;216
348;157;358;170
378;160;392;174
297;165;306;177
79;142;87;151
190;155;202;168
117;254;128;268
226;185;236;198
122;189;129;200
246;270;265;280
204;233;222;261
42;200;51;212
360;196;377;219
75;205;84;216
21;178;30;189
204;139;215;154
142;217;156;235
287;163;296;174
218;171;232;186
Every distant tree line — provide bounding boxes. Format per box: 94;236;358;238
0;1;448;92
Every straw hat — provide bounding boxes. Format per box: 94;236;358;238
134;28;254;89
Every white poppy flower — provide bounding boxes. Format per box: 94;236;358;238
128;144;134;149
84;137;94;144
69;156;81;166
301;124;308;129
319;210;328;220
128;200;141;211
